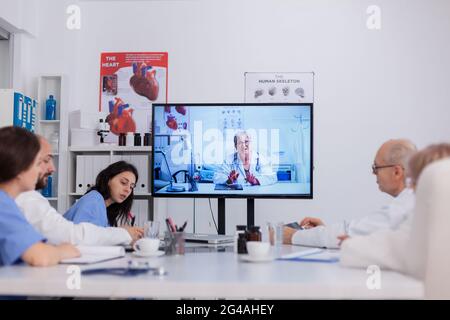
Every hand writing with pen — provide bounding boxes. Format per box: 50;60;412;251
121;225;144;243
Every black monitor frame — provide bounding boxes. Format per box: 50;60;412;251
151;103;314;200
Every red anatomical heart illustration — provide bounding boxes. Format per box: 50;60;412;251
175;106;186;115
129;62;159;101
106;97;136;135
166;114;178;130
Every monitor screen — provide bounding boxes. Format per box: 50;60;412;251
151;103;313;198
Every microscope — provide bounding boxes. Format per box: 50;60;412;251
97;118;110;144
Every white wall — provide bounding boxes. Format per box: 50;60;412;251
0;39;10;87
0;0;37;35
26;0;450;234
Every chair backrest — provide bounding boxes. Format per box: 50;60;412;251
410;158;450;299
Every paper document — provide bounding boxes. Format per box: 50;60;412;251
60;246;126;264
292;224;345;249
278;248;340;263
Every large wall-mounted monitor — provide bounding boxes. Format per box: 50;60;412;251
151;103;313;199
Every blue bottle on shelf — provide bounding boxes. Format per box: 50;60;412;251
45;95;57;120
41;176;52;197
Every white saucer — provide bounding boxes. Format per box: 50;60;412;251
132;250;165;258
239;254;274;263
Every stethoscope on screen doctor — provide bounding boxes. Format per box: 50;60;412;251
232;152;261;175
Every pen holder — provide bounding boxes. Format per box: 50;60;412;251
164;231;185;255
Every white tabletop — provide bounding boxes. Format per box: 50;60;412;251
0;246;423;299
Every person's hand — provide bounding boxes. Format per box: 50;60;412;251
299;217;324;229
57;243;81;260
226;170;239;184
122;226;144;242
337;234;350;246
245;172;260;185
283;226;298;244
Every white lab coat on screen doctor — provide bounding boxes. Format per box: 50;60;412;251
291;188;415;248
15;191;132;245
213;151;277;186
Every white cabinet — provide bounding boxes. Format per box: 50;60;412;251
68;146;153;224
36;75;69;212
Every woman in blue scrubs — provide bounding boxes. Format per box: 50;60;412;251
0;126;79;266
64;161;139;227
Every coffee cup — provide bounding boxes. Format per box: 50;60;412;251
133;238;160;254
246;241;270;258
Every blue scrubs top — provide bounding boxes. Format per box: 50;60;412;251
0;190;45;266
64;190;109;227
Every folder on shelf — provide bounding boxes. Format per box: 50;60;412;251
75;155;85;194
128;155;149;193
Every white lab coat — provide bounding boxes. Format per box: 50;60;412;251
15;191;132;246
213;152;277;186
291;188;415;248
339;217;412;274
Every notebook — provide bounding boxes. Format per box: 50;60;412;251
278;248;340;263
60;246;126;264
214;184;243;191
184;233;234;244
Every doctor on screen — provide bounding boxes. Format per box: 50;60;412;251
213;131;277;186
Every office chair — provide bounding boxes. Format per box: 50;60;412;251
411;158;450;299
172;170;189;183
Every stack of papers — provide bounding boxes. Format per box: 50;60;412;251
278;248;340;263
60;246;126;264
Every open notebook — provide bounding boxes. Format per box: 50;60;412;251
60;246;126;264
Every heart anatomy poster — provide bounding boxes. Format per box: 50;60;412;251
244;72;314;103
99;52;168;143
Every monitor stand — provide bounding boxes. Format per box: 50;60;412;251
217;198;255;235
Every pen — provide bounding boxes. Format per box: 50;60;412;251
179;221;188;232
167;217;177;232
165;218;173;233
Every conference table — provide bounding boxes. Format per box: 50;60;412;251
0;244;423;299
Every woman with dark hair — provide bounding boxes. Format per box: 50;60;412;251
64;161;143;235
0;126;79;266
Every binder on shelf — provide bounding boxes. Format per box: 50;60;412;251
85;156;95;190
76;155;85;194
128;155;149;193
92;155;110;186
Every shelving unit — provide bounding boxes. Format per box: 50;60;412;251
36;75;69;212
67;145;153;224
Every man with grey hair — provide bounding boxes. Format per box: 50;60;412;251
283;139;417;248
